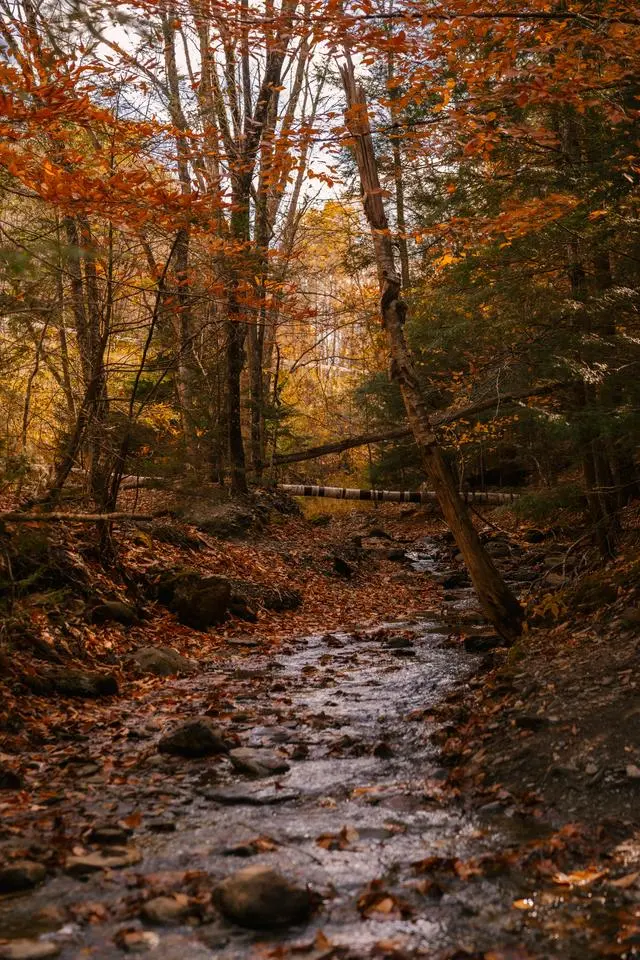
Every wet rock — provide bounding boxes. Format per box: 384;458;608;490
87;823;132;845
147;819;176;834
114;929;160;953
158;718;230;758
131;646;197;677
228;748;290;778
0;859;46;893
214;865;311;929
90;600;138;626
0;765;22;790
201;785;299;805
372;741;394;758
21;668;118;699
384;636;413;650
142;895;190;925
463;631;509;654
65;845;142;876
439;571;470;589
226;637;258;648
391;648;416;658
0;941;60;960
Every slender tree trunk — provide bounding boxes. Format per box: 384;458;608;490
340;55;523;640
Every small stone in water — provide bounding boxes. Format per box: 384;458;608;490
158;719;230;758
142;895;190;925
65;846;142;876
214;865;312;929
0;941;60;960
228;747;290;778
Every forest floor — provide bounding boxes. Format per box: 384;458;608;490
0;494;638;959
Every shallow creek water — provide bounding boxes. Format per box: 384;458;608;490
0;547;550;959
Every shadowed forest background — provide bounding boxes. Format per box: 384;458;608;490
1;0;638;540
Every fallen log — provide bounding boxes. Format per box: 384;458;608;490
0;512;153;523
278;485;517;505
270;382;561;467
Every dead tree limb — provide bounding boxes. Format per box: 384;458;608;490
0;512;153;523
271;382;561;467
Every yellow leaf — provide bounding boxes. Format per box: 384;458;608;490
552;867;607;886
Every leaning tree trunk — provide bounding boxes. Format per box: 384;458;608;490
340;55;523;641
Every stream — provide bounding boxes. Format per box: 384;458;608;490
0;544;552;959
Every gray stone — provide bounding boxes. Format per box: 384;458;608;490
87;823;132;845
158;718;230;758
142;895;190;925
0;860;46;893
131;646;197;677
228;748;290;778
201;785;299;805
384;636;413;650
214;865;311;929
65;845;142;876
0;941;60;960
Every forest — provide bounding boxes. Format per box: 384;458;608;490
0;0;638;958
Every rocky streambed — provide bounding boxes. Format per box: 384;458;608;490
0;538;626;960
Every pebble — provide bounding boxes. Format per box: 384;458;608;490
87;823;132;845
0;860;46;893
214;865;311;929
626;764;640;780
228;747;290;778
0;942;60;960
142;895;190;925
65;845;142;876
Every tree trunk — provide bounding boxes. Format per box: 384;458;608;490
340;55;523;641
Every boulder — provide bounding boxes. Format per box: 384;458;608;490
177;501;264;539
90;601;138;626
0;860;46;893
158;718;230;758
228;748;290;778
130;646;197;677
0;941;60;960
153;569;231;630
214;865;311;929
